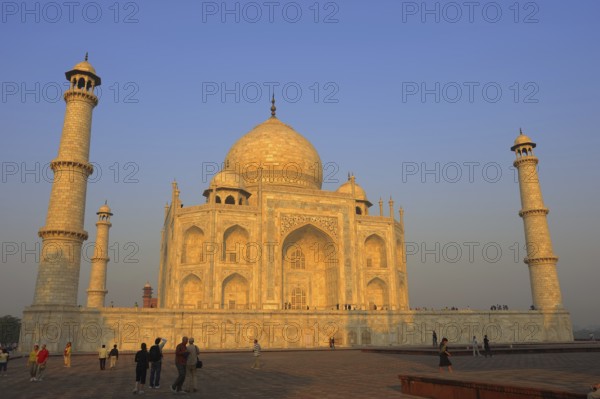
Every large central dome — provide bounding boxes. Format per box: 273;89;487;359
224;117;323;190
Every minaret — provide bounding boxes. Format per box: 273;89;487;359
86;202;113;308
511;129;563;310
33;55;101;306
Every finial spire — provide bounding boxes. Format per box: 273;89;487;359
104;199;107;205
520;127;523;135
85;52;88;61
270;94;276;118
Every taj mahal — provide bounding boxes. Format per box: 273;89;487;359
19;57;573;352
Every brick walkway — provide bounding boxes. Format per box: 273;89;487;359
2;349;599;398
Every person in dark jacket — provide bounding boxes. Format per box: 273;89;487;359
133;343;149;394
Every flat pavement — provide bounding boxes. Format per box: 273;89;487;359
2;348;599;398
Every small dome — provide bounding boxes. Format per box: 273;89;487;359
513;133;532;146
511;130;536;151
144;281;151;288
97;202;112;214
65;55;101;86
337;178;368;201
210;170;246;190
72;60;97;75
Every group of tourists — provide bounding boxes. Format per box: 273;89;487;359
96;344;119;370
26;344;49;381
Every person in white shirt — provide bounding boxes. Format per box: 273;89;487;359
472;336;481;357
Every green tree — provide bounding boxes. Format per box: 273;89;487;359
0;315;21;346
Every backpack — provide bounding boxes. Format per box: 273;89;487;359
148;345;161;362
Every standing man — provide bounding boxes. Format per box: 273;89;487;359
108;344;119;369
149;337;167;389
184;338;200;393
432;331;438;347
251;339;262;369
483;335;493;358
472;336;481;357
171;336;188;393
35;344;49;381
27;344;39;381
98;344;108;370
63;342;72;367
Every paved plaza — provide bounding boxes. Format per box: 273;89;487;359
2;349;599;398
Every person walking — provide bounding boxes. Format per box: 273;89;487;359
432;331;438;347
109;344;119;369
63;342;72;367
438;338;453;373
133;343;149;394
149;337;167;389
27;344;39;381
483;335;493;358
98;344;108;370
472;336;481;357
171;336;188;393
0;348;9;376
184;338;200;393
251;339;262;369
35;344;49;381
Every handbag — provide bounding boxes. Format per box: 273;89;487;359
196;359;203;369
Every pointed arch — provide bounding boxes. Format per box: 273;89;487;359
282;224;339;309
366;277;388;310
221;273;249;309
361;329;372;345
223;224;250;263
365;234;387;268
181;226;204;264
180;274;203;309
225;195;235;204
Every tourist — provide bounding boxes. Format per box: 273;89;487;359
588;383;600;399
171;336;188;393
252;339;262;369
331;337;335;350
27;344;39;381
149;337;167;389
590;333;595;341
133;343;149;394
98;344;108;370
438;338;452;373
184;337;200;393
483;335;492;357
35;344;49;381
472;336;481;357
432;331;438;347
63;342;72;367
109;344;119;369
0;348;9;376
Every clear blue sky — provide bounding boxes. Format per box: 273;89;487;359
1;0;599;328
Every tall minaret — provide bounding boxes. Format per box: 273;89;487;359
511;129;563;310
33;55;101;306
87;202;113;308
